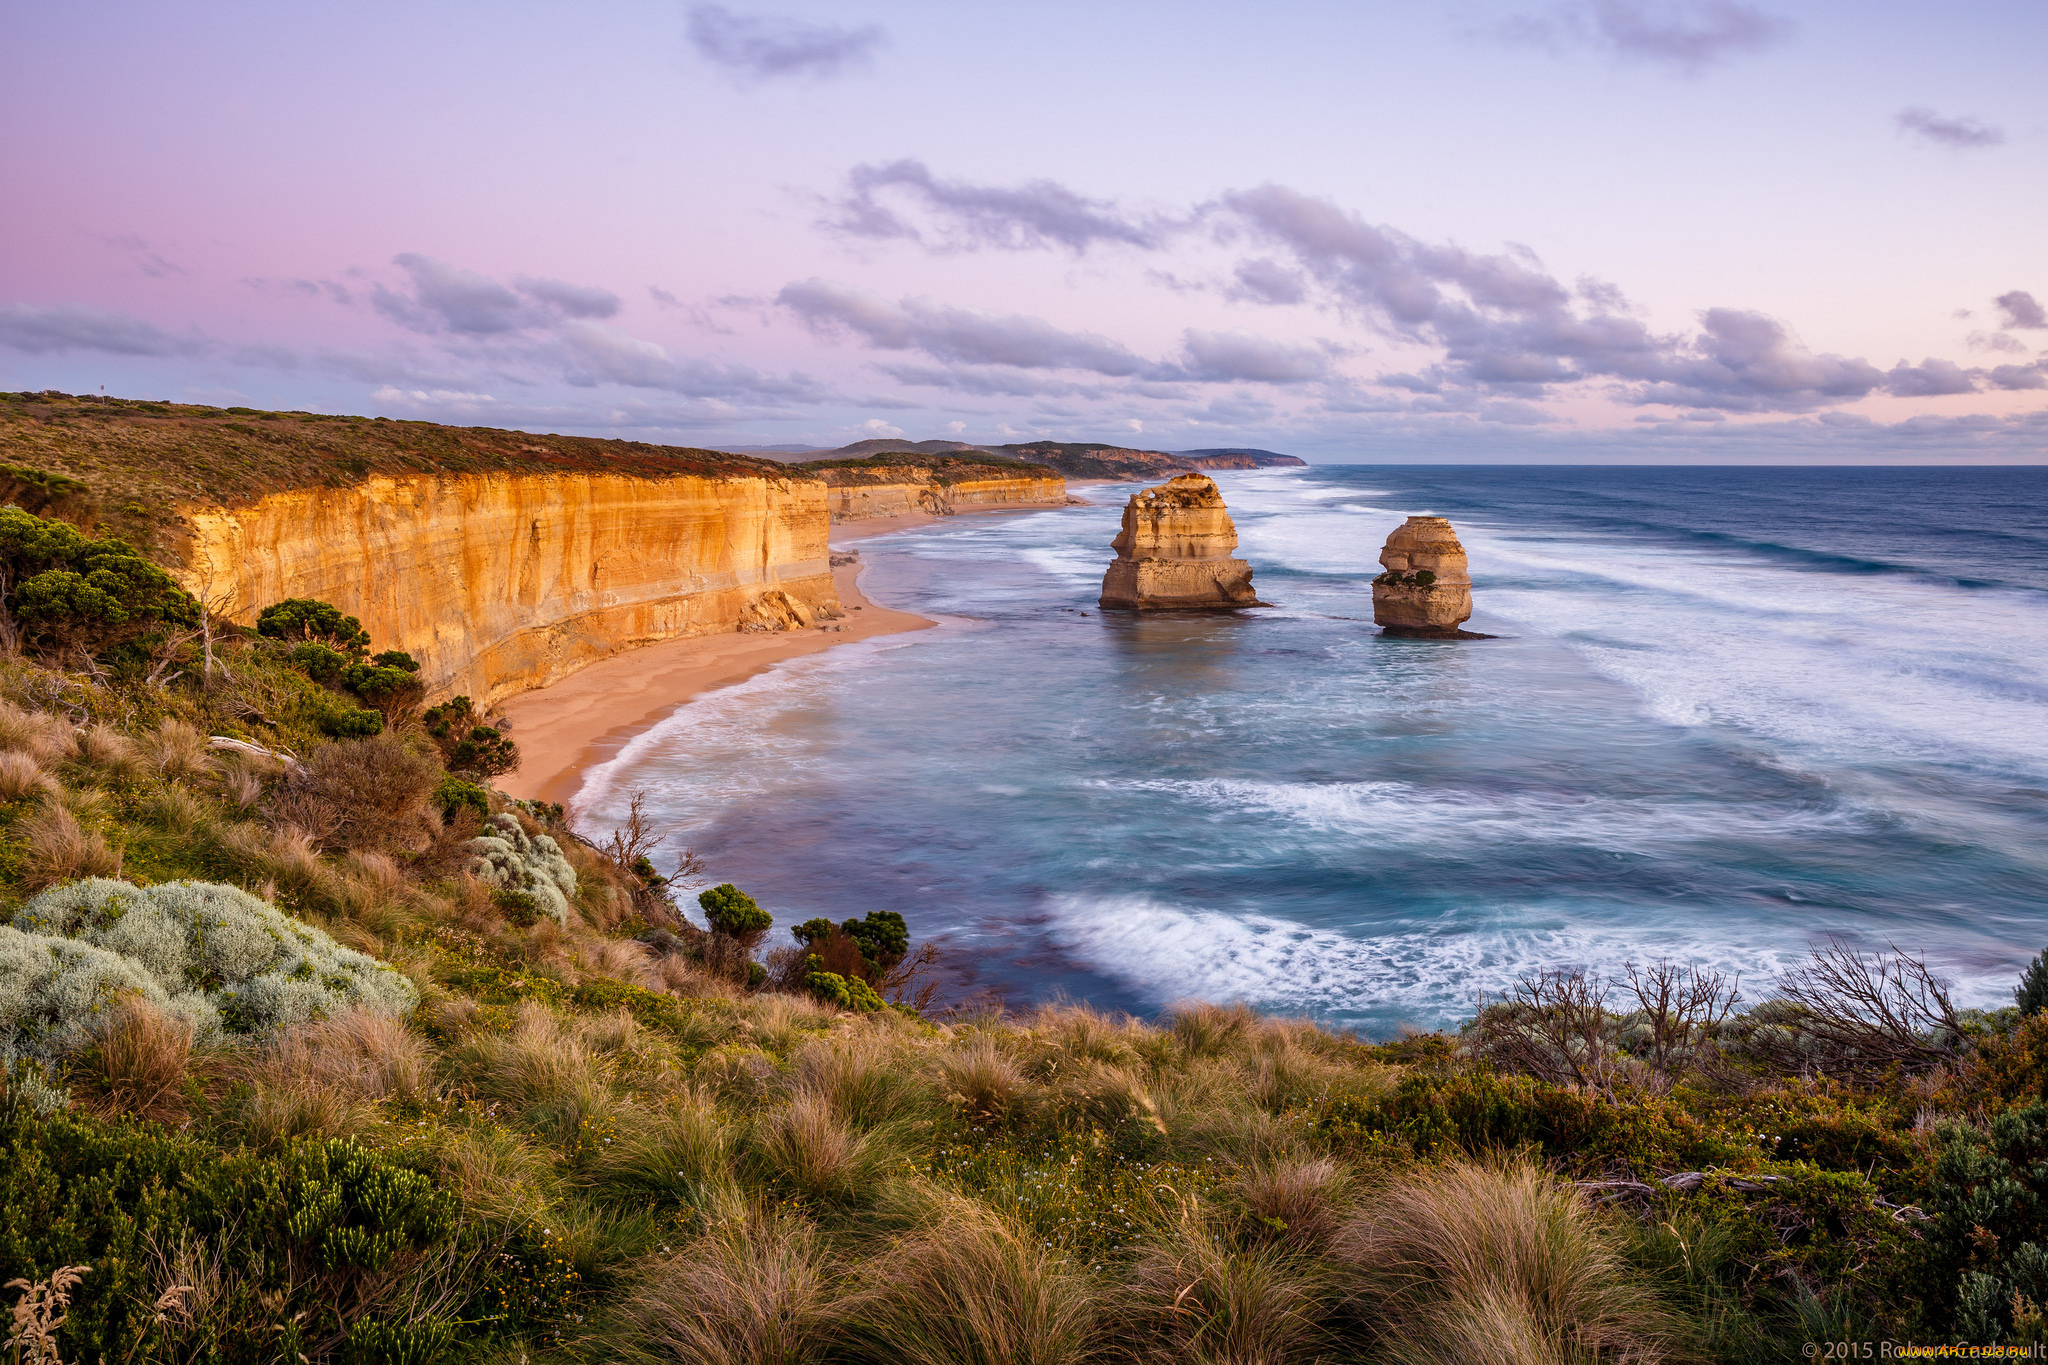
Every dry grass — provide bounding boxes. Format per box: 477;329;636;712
938;1033;1036;1126
140;783;212;837
138;717;214;780
0;749;54;803
0;698;71;763
80;998;195;1124
847;1198;1098;1365
445;1001;617;1145
1333;1159;1677;1365
257;1009;434;1107
71;723;144;781
595;1095;743;1214
16;793;122;890
788;1029;935;1130
1119;1221;1329;1365
618;1212;842;1365
1230;1156;1353;1257
751;1092;896;1206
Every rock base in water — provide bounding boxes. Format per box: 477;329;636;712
1372;515;1476;635
1099;473;1266;610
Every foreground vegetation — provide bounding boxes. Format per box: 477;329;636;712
6;455;2048;1360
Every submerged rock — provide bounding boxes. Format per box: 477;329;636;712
1099;473;1265;610
1372;516;1477;636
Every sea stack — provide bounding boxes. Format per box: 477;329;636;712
1099;473;1264;610
1372;516;1475;636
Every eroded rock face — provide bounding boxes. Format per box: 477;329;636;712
1099;474;1262;610
1372;516;1474;635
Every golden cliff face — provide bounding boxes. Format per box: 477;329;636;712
178;471;837;706
821;468;1067;521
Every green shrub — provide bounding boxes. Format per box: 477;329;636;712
256;598;370;655
10;878;416;1052
371;649;419;673
0;1111;489;1364
423;696;518;778
492;888;541;927
699;884;769;938
466;815;577;924
805;957;883;1013
434;775;490;823
289;640;350;683
0;924;189;1066
2018;949;2048;1018
0;509;198;658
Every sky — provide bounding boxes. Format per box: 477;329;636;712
2;0;2044;463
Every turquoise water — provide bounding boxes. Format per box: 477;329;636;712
575;466;2048;1034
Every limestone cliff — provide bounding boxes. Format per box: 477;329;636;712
806;459;1067;522
1372;516;1475;636
179;470;838;706
1099;473;1264;610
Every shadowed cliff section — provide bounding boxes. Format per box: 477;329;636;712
0;390;838;706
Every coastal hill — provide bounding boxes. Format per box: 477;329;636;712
735;436;1308;480
793;452;1067;521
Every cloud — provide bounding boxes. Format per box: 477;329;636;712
1996;290;2046;330
376;255;530;335
516;276;620;319
554;321;823;400
1179;329;1331;383
827;159;1164;252
1989;363;2047;392
375;255;626;335
1227;258;1309;306
1882;357;1977;398
1491;0;1792;73
1896;107;2006;149
687;4;883;82
0;303;196;357
777;278;1154;375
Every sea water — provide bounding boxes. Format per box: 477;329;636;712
574;466;2048;1034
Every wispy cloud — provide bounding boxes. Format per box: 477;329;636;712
687;4;884;82
0;303;197;357
1896;106;2006;149
827;159;1166;252
374;255;622;335
1488;0;1792;73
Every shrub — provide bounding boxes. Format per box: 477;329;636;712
1922;1105;2048;1340
289;640;350;683
701;885;769;940
2019;949;2048;1018
466;815;577;925
273;733;440;853
423;696;519;778
804;959;883;1014
0;509;197;658
12;877;416;1046
256;598;370;655
433;775;490;824
0;924;190;1066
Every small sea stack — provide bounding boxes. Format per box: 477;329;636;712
1099;473;1265;610
1372;515;1479;637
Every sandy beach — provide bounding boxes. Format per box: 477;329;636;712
495;511;955;809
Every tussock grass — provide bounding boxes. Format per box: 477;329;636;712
0;697;71;762
847;1198;1098;1365
78;998;194;1124
618;1212;842;1365
1120;1220;1330;1364
1229;1155;1352;1256
0;748;54;803
70;723;143;781
751;1091;900;1208
137;717;213;780
17;793;122;889
1334;1159;1677;1365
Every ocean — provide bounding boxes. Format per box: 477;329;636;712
574;466;2048;1035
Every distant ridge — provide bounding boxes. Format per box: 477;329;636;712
715;438;1305;477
